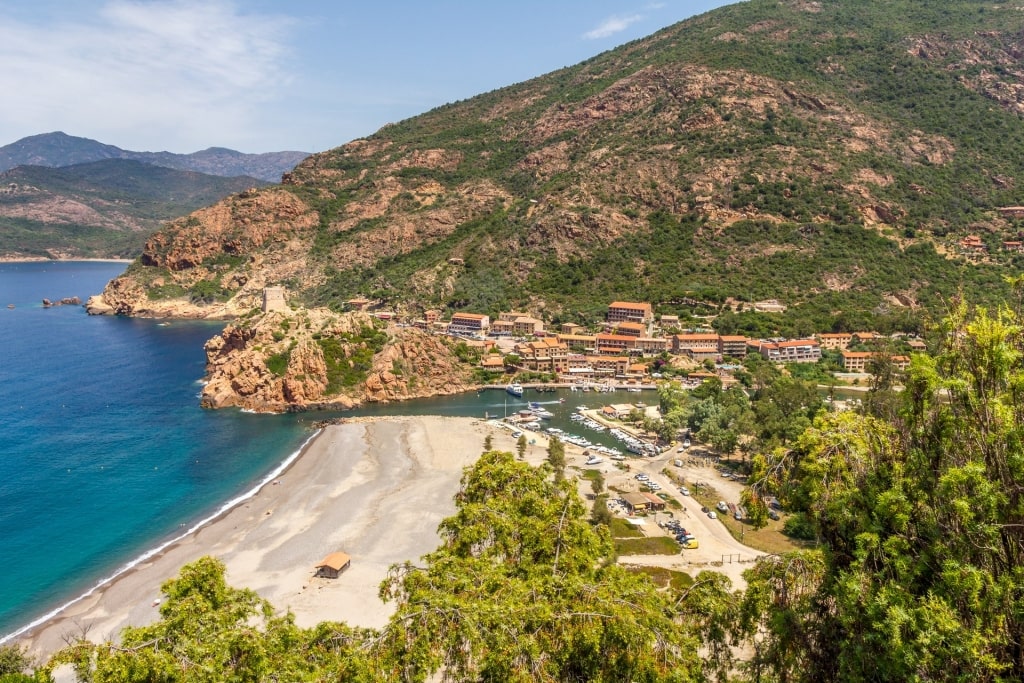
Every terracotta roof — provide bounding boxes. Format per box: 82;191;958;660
451;312;488;320
609;301;652;310
777;339;819;348
315;552;351;571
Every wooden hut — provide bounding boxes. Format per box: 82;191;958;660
314;552;352;578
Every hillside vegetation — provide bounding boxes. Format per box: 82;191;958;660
0;160;267;259
106;0;1024;335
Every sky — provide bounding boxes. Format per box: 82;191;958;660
0;1;735;154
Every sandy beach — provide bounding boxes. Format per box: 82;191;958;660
18;415;525;661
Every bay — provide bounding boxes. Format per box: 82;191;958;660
0;261;657;642
0;262;311;639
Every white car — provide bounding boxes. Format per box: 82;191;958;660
716;501;729;513
707;511;717;519
679;487;690;496
635;473;649;481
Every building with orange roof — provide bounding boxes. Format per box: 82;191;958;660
673;333;720;360
615;321;647;337
817;332;853;350
596;333;636;354
718;335;749;358
607;301;653;325
758;339;821;363
447;312;490;336
841;351;911;373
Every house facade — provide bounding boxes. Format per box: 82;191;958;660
448;313;491;336
607;301;654;325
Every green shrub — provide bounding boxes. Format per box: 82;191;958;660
782;511;816;541
265;350;291;376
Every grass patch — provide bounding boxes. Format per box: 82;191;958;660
626;566;694;591
614;536;680;556
690;482;809;555
265;350;291;377
608;517;643;538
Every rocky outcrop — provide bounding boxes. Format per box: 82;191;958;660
41;296;81;307
199;309;474;412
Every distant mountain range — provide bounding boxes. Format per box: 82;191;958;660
0;159;269;259
0;132;310;183
0;132;310;260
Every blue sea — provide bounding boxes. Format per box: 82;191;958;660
0;261;659;643
0;261;312;641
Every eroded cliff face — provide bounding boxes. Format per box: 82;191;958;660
199;309;474;412
86;187;321;319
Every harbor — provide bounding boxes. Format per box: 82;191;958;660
349;385;663;457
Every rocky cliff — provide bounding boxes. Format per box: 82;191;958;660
84;0;1024;408
199;309;474;412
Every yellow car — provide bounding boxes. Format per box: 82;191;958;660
682;538;699;550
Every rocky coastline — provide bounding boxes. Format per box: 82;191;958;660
87;282;477;412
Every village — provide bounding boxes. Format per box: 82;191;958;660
343;295;924;387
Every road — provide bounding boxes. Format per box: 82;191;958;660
569;441;764;589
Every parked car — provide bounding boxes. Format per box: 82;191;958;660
635;473;649;481
768;509;780;521
707;511;717;519
679;486;690;496
716;501;729;513
682;538;699;550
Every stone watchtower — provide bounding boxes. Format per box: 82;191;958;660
262;286;287;313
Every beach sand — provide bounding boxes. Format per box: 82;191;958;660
19;415;523;660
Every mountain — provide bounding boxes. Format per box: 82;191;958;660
95;0;1024;336
0;132;310;183
0;159;268;259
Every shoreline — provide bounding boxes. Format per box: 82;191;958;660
10;415;517;661
0;428;323;648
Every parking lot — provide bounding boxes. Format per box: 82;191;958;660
569;441;764;586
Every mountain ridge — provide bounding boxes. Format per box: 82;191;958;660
0;131;310;183
94;0;1024;336
0;159;269;259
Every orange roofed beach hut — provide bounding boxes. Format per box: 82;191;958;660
314;552;352;578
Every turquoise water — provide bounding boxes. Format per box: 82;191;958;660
0;261;657;642
0;262;312;640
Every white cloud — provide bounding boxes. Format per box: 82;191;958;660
0;0;294;151
583;13;644;40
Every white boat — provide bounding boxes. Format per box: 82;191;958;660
506;383;524;398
